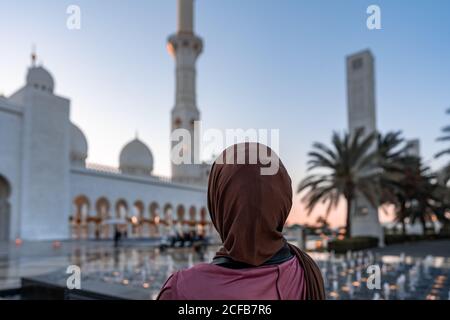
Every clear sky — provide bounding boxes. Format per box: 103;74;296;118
1;0;449;227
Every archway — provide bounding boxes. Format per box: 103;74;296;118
163;203;173;223
163;203;173;235
96;197;110;219
73;195;90;239
149;202;160;236
149;202;159;221
115;199;129;238
188;206;196;231
176;204;186;222
132;200;145;237
199;207;208;236
200;207;207;222
95;197;110;239
115;199;128;219
175;205;186;234
0;175;11;241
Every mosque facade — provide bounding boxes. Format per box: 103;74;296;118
0;0;211;241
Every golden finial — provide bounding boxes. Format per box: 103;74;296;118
31;44;37;67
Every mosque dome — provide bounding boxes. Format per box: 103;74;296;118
119;138;154;176
26;65;54;93
70;123;88;166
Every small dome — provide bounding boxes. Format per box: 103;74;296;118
26;66;54;93
70;123;88;166
119;138;153;175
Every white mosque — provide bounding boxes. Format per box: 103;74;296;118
1;1;434;245
0;0;212;241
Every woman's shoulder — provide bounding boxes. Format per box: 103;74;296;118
157;263;214;300
175;262;218;281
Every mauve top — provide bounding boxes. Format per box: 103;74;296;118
157;256;305;300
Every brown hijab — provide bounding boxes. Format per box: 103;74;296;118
207;142;325;300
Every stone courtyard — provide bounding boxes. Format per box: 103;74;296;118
1;239;449;299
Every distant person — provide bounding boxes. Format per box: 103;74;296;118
113;226;121;248
157;143;325;300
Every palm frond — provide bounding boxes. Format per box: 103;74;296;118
435;148;450;159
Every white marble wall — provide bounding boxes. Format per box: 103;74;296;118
9;87;71;240
0;98;23;240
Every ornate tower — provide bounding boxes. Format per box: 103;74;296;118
8;53;71;240
168;0;204;183
346;49;384;245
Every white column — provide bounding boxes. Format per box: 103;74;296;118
178;0;194;34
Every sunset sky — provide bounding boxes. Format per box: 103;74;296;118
1;0;449;227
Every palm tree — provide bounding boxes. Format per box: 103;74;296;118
377;131;405;163
435;108;450;159
376;131;409;234
390;157;438;235
298;128;379;238
376;131;406;201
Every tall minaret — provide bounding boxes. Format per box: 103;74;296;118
168;0;203;183
346;49;383;246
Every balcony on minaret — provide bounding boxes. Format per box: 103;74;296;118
167;33;203;58
168;0;203;58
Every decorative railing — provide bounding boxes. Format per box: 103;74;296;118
85;162;174;183
85;163;120;174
